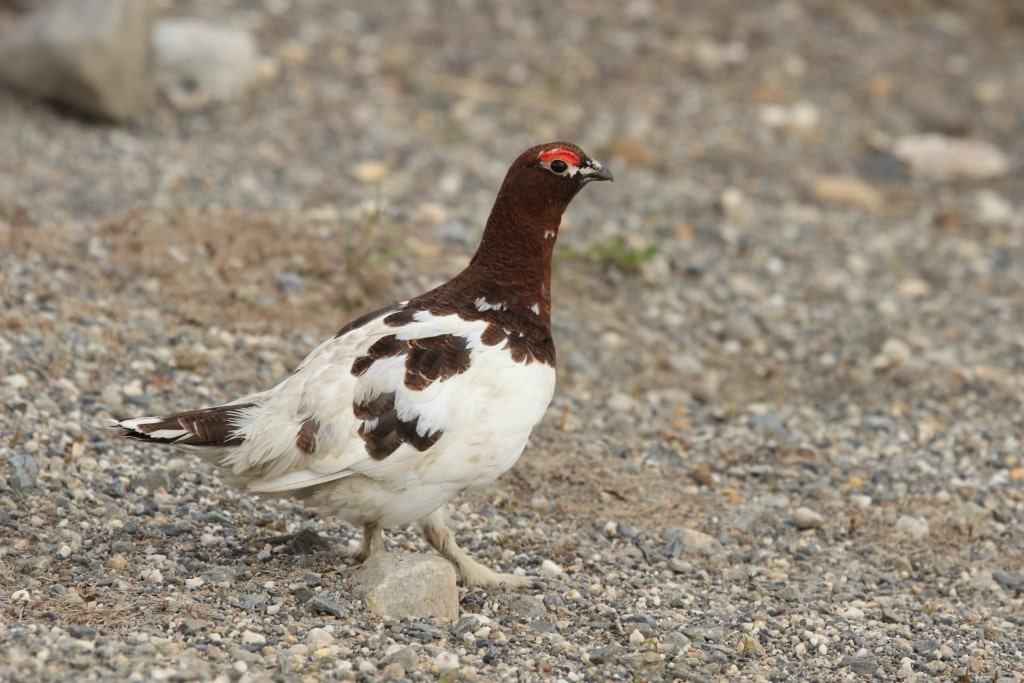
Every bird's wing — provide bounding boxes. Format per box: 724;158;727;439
217;306;502;494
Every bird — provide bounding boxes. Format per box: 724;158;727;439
112;142;613;588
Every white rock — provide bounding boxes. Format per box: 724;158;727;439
433;651;459;671
4;374;29;389
0;0;154;120
895;515;930;540
793;507;825;530
351;552;458;622
539;559;564;577
184;577;204;589
810;175;882;214
305;627;334;650
973;190;1015;225
241;630;266;647
629;629;646;645
872;337;912;371
152;20;259;110
893;134;1010;181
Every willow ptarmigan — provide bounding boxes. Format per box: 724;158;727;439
113;142;613;588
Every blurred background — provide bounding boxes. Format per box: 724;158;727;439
1;1;1023;680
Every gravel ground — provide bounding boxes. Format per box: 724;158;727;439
3;1;1024;681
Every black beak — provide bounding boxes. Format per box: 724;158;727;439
584;165;614;182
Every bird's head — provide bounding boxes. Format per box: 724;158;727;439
496;141;613;212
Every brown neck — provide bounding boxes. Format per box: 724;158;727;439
455;188;565;324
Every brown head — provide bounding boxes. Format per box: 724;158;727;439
460;141;612;303
406;142;611;365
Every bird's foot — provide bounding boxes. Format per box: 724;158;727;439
420;509;535;589
263;527;335;554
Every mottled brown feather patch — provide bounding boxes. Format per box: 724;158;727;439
353;391;395;420
351;334;409;376
295;417;318;455
354;390;443;459
404;334;471;390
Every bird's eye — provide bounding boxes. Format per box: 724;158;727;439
550;159;569;173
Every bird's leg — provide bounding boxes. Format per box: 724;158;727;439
420;508;532;589
355;522;385;562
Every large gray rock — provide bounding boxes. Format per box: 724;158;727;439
152;20;259;111
351;552;459;622
0;0;153;120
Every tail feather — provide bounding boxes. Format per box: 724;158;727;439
113;403;255;448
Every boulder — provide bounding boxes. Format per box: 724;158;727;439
0;0;153;120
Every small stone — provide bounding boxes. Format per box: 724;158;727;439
759;101;820;132
305;628;334;650
792;506;825;530
991;571;1024;591
810;174;882;213
240;630;266;649
840;606;865;620
973;189;1015;225
507;595;547;621
179;619;209;636
668;353;704;377
841;654;879;676
185;577;204;589
664;527;721;557
539;559;563;578
894;515;930;540
872;337;912;372
352;552;458;622
629;629;646;646
307;595;348;619
588;644;622;665
152;20;259;110
0;0;154;120
4;373;29;389
893;134;1010;180
433;651;459;671
643;439;685;469
380;645;418;671
7;452;38;490
723;312;760;343
203;566;236;587
352;161;388;184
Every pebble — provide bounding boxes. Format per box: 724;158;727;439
792;507;825;530
872;337;912;372
973;190;1015;225
152;20;260;111
894;515;930;540
305;627;334;650
539;559;564;578
240;631;266;649
664;527;720;557
434;651;459;671
892;134;1010;180
352;161;388;184
810;175;882;214
668;353;704;377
